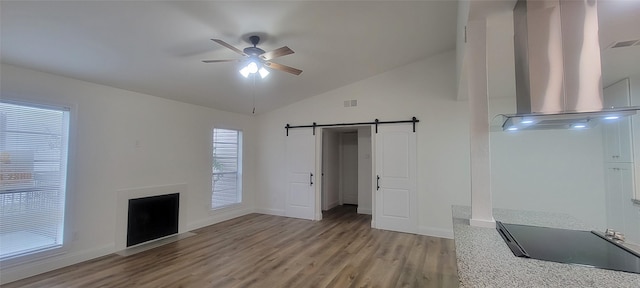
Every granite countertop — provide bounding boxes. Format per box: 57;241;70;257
452;205;640;287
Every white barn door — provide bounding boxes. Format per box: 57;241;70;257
285;129;316;220
375;124;417;233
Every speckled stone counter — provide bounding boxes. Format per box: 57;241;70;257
452;206;640;287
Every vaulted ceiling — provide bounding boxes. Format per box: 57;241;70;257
0;1;458;115
598;0;640;88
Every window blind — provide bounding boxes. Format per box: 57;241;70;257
212;128;242;209
0;101;70;260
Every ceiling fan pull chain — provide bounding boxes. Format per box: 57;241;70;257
252;73;256;114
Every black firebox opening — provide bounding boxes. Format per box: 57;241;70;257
127;193;179;247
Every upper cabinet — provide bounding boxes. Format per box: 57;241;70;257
604;78;631;108
603;78;633;163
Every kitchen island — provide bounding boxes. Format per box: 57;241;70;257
452;205;640;287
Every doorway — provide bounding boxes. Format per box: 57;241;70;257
320;126;372;216
285;122;417;233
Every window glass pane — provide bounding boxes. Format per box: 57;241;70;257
212;128;242;209
0;102;69;260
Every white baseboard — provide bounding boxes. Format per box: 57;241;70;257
357;207;372;215
254;208;285;216
0;244;114;285
187;207;254;231
417;226;454;239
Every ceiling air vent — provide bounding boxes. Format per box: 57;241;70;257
609;39;640;49
343;100;358;107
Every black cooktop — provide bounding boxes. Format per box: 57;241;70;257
497;221;640;274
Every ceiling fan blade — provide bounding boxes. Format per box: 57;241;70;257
202;59;241;63
259;46;294;61
211;39;247;56
265;62;303;75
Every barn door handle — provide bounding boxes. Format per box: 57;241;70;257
310;173;314;186
377;175;380;190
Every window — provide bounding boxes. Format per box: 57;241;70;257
0;101;70;260
212;128;242;209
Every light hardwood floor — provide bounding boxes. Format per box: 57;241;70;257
4;205;459;288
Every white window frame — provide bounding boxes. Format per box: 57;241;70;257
0;99;73;266
211;128;243;210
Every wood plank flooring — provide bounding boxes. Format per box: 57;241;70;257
4;205;459;288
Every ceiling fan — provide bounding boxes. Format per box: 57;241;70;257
203;35;302;78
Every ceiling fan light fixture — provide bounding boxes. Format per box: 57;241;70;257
239;66;251;78
206;37;301;77
247;61;258;74
239;61;269;79
259;67;270;79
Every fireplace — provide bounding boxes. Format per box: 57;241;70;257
126;193;179;247
116;184;187;251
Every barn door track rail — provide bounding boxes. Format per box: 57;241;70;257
285;117;419;136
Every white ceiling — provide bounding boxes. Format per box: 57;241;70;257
0;1;458;115
598;0;640;88
477;0;640;99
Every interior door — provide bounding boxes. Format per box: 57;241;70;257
285;129;316;220
375;124;417;233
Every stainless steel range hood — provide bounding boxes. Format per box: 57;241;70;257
500;0;639;131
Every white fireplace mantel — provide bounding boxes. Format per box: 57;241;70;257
115;183;188;251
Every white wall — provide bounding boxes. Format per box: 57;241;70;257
357;127;372;214
456;0;470;100
624;73;640;244
255;51;470;238
340;132;358;205
489;97;607;228
486;10;516;100
321;129;340;210
0;64;256;284
630;72;640;201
